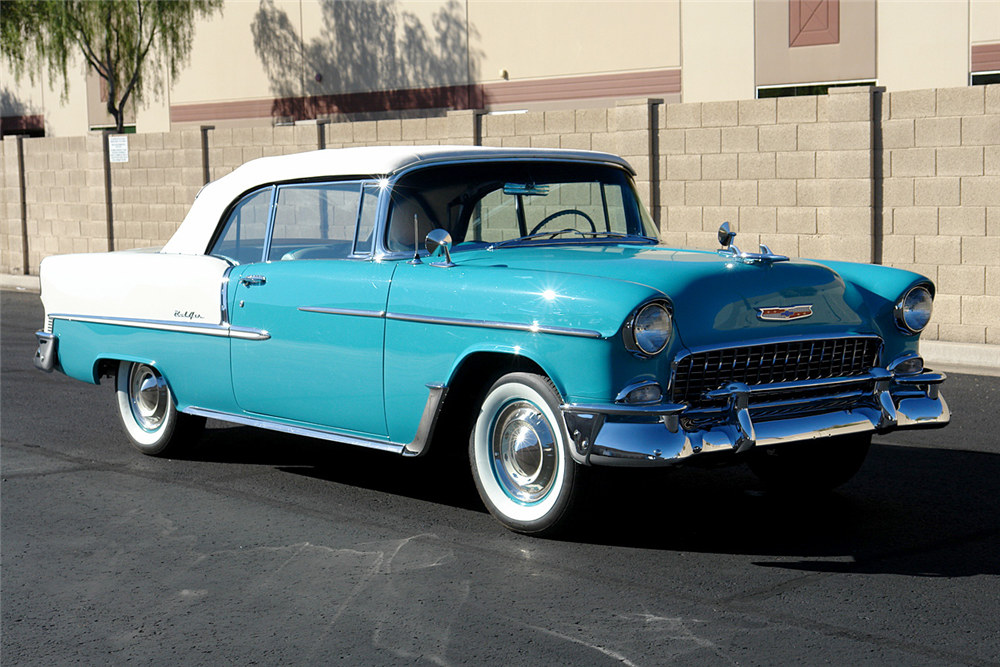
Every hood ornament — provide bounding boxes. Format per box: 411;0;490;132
717;222;789;265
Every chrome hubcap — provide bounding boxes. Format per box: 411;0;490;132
128;364;167;432
491;401;557;504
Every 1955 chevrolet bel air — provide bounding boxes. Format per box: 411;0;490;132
34;145;949;534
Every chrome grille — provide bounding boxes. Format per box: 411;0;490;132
672;336;882;408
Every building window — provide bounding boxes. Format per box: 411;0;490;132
757;81;876;99
89;125;137;134
971;72;1000;86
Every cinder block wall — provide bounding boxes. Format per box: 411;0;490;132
2;84;997;345
657;88;876;265
880;87;1000;344
1;135;106;271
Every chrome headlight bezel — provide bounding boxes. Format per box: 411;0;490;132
894;284;934;335
623;300;673;358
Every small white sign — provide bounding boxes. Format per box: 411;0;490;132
108;135;129;163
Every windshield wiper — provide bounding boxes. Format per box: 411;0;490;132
489;230;654;249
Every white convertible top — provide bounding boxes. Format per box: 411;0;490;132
161;145;635;255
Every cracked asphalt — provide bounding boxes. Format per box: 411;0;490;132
3;290;999;666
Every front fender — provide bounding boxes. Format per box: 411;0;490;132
382;261;668;443
814;260;935;362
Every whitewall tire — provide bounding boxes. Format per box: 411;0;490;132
470;372;580;535
115;360;204;457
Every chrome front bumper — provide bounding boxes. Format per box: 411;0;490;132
561;369;950;467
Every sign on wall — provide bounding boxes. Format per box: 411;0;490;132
108;135;129;163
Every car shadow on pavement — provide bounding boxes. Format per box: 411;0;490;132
187;423;999;577
568;443;1000;578
191;421;484;512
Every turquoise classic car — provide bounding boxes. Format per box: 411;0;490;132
34;146;949;535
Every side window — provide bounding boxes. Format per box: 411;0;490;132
209;187;272;264
268;182;363;261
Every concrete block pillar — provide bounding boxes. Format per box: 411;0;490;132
825;85;881;264
447;109;481;146
0;136;28;274
615;98;662;222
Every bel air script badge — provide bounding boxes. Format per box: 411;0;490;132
757;305;813;321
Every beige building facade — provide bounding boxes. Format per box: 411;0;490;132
3;0;999;136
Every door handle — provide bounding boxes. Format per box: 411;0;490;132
240;275;267;287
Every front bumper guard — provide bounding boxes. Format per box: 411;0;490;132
561;369;949;467
33;331;58;373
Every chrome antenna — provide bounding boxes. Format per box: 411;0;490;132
409;214;422;264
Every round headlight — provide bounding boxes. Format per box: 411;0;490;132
895;285;933;333
629;302;672;356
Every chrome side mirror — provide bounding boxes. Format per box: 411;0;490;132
718;221;736;249
425;228;456;267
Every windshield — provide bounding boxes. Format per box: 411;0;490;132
384;161;658;254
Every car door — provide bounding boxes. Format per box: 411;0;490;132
226;180;393;437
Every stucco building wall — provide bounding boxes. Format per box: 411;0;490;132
4;1;998;137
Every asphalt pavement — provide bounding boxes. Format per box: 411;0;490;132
3;290;999;666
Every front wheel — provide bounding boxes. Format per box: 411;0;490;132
746;433;871;493
470;372;581;535
115;360;204;457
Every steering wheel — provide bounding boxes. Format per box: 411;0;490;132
529;209;596;235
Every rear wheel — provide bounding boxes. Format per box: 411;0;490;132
115;360;204;457
469;372;581;535
747;433;871;493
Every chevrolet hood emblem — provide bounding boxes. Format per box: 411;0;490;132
757;305;813;321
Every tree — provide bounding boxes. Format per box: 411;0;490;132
1;0;223;133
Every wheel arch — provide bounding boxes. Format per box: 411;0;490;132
95;355;163;385
428;350;556;456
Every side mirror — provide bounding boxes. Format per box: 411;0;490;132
718;221;737;249
425;228;456;267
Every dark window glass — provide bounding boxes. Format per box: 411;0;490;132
385;162;656;253
267;182;364;261
209;187;272;264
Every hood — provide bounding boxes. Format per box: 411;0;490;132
457;244;872;348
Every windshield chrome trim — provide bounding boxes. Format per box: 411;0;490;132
297;306;386;319
385;312;603;339
48;313;270;340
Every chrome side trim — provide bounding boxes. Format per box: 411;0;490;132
298;308;598;339
298;306;387;319
386;312;603;339
229;326;271;340
183;382;450;457
183;407;406;454
48;313;270;340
